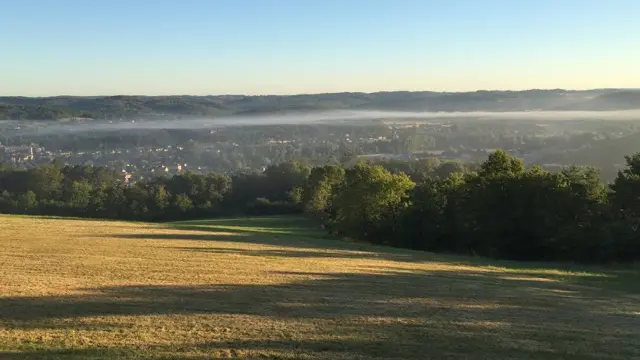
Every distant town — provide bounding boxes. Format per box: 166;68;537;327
2;110;639;183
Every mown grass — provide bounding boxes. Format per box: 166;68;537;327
0;214;639;359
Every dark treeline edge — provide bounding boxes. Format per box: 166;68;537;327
1;150;638;263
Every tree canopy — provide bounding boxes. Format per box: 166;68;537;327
1;150;639;263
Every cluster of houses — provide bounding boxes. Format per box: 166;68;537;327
0;145;37;163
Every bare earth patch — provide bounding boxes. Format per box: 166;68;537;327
0;215;639;359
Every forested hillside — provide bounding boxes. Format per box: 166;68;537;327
2;89;639;120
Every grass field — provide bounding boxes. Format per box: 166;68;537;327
1;215;639;359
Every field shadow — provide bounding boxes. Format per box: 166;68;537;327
0;340;618;360
103;230;450;266
174;245;400;260
172;216;328;238
1;270;638;359
99;216;640;295
443;257;640;295
0;348;140;360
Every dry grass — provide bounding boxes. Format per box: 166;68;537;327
0;215;639;359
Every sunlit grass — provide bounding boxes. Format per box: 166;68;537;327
481;266;608;279
1;215;639;359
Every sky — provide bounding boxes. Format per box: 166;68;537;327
1;0;638;96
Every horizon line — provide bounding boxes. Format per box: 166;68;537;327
2;88;639;99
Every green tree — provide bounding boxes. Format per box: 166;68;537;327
412;157;441;180
151;183;170;212
26;163;64;200
478;149;525;178
263;161;311;202
17;191;37;212
433;161;466;179
331;164;415;243
611;153;640;218
401;177;454;251
608;153;640;261
173;193;194;213
70;180;93;210
301;165;345;219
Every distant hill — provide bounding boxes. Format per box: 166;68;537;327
552;91;640;110
1;89;638;120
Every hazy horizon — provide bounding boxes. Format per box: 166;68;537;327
5;110;639;136
1;87;639;99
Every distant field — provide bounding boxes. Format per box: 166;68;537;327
1;215;639;359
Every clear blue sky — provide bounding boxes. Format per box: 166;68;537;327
1;0;638;96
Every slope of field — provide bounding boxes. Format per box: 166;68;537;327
0;215;639;359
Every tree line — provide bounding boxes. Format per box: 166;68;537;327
3;90;640;120
1;150;639;263
305;151;640;263
0;160;307;221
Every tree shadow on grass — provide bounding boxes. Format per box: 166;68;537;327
441;257;640;295
173;245;421;262
0;348;141;360
103;231;469;272
0;340;621;360
176;215;311;228
102;225;381;255
170;216;328;238
105;228;640;295
1;270;638;359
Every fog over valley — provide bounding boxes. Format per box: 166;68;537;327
2;91;640;186
5;109;640;135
